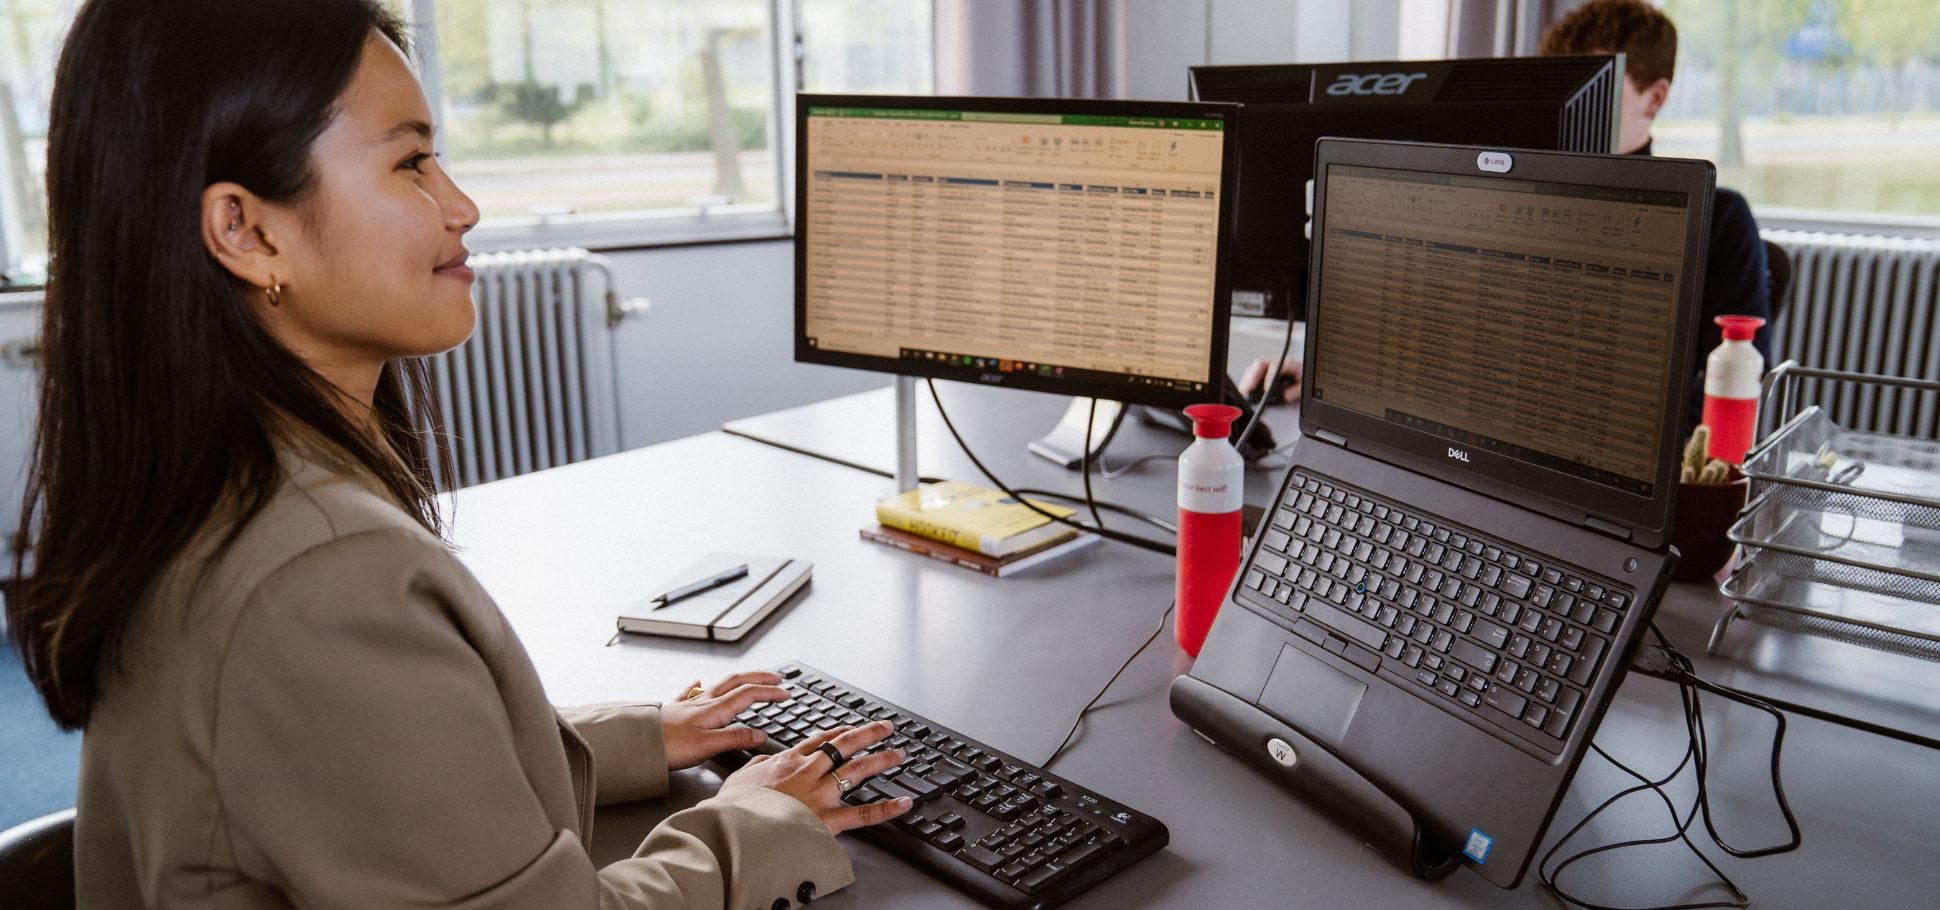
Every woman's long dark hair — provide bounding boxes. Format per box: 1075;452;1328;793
8;0;457;730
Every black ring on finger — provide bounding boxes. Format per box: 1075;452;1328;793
815;742;846;768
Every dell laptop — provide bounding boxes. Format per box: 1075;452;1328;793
1172;138;1714;888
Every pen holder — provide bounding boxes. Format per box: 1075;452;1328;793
1671;465;1748;583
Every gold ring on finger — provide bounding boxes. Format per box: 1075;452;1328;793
681;685;705;701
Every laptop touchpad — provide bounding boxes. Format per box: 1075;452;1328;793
1257;644;1366;748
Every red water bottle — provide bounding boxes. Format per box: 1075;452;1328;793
1176;404;1245;657
1702;315;1767;465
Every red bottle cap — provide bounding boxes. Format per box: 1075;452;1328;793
1183;403;1243;439
1715;314;1765;341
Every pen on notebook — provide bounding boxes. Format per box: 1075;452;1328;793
649;563;749;610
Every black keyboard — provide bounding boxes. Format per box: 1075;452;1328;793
1236;471;1634;753
726;663;1167;909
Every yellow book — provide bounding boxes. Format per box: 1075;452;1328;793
875;481;1079;557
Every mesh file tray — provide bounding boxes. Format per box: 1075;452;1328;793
1711;368;1940;661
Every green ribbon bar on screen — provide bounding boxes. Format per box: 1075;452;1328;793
807;107;1222;130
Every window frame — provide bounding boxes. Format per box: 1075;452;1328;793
403;0;802;254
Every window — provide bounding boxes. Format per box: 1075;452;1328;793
0;0;76;287
1653;0;1939;220
428;0;784;232
0;0;936;283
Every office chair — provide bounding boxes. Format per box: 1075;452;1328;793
0;808;76;909
1763;238;1794;327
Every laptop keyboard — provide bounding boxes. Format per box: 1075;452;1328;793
729;663;1168;909
1237;471;1633;751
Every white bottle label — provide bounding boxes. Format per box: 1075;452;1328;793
1179;438;1245;514
1704;340;1764;400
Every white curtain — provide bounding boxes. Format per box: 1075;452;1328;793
933;0;1128;98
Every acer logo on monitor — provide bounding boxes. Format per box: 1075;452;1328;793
1324;72;1429;97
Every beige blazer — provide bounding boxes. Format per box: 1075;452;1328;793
76;447;852;909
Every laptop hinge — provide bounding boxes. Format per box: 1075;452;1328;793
1315;429;1349;447
1583;515;1632;540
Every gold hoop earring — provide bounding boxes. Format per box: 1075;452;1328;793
265;280;283;308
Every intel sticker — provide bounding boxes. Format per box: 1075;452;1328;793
1462;828;1494;864
1476;151;1513;173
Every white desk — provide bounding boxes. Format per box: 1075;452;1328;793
447;396;1940;908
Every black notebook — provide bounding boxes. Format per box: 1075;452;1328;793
617;553;811;642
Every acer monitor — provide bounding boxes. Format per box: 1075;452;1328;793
795;94;1241;411
1189;55;1622;319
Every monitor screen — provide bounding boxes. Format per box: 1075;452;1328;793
1190;56;1621;319
795;95;1238;409
1309;162;1691;497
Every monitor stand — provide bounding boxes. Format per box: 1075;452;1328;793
894;376;920;493
1025;376;1276;471
1027;398;1129;469
1132;375;1278;462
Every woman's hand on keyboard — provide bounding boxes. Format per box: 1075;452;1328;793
660;670;791;770
723;720;913;834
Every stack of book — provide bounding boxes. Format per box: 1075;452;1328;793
861;481;1100;577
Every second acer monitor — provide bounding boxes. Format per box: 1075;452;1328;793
1190;54;1623;319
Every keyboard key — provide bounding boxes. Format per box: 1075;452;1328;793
1059;841;1107;867
1306;600;1388;650
1484;689;1528;720
960;843;1006;872
1571;637;1606;686
1593;609;1619;634
1255;552;1289;576
1450;639;1498;673
1546;688;1584;737
1017;863;1070;894
1502;574;1533;599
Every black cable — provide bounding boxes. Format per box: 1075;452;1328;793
1229;310;1301;456
1538;624;1799;910
1081;398;1107;532
927;379;1176;556
1043;603;1175;770
1009;488;1178;534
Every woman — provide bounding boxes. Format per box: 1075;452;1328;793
6;1;909;906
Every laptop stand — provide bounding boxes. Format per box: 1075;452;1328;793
1170;676;1462;881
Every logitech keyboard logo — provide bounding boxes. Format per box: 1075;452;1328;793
1448;447;1471;463
1325;72;1428;97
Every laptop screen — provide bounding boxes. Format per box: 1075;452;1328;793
1309;163;1692;498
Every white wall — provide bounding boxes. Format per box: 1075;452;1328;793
1124;0;1404;101
602;239;887;450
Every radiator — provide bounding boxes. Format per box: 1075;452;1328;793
427;248;645;489
1763;229;1940;439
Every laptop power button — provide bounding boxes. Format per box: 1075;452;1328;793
1267;738;1299;768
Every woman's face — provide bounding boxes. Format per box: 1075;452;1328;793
258;32;480;387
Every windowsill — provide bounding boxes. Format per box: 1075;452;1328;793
1754;207;1940;241
465;205;794;255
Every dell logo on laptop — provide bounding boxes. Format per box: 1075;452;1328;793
1448;447;1472;463
1325;72;1428;97
1476;152;1514;173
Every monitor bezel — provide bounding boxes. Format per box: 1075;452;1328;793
793;93;1240;411
1300;138;1715;549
